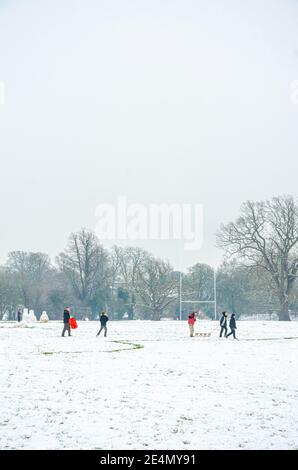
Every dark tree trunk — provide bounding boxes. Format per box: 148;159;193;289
279;299;291;321
152;310;162;320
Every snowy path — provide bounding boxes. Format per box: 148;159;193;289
1;320;298;450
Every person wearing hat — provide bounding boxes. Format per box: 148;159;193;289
219;311;228;337
62;306;71;337
226;313;238;339
188;312;197;337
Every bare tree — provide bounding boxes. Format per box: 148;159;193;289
112;246;148;287
181;263;215;318
184;263;214;299
57;228;111;314
216;260;279;318
111;246;148;318
7;251;52;315
0;268;21;319
217;195;298;320
134;255;177;320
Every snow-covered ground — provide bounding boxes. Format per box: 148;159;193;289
1;320;298;450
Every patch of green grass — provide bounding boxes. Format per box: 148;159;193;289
42;351;89;355
108;340;144;353
40;340;144;356
180;416;193;421
242;337;298;342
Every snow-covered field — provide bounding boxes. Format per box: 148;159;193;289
1;320;298;450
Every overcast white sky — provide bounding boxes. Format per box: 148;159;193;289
0;0;297;271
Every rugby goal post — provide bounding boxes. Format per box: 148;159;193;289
179;269;217;321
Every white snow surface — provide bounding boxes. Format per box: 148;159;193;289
1;320;298;450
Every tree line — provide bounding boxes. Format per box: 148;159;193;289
1;195;298;321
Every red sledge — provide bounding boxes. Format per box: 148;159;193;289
69;317;78;329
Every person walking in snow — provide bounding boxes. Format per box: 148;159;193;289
17;309;22;323
61;306;71;337
226;313;238;339
188;312;197;337
96;311;109;337
219;311;228;337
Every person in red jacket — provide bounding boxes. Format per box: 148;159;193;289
188;312;197;337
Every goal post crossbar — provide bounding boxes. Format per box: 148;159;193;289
179;270;217;321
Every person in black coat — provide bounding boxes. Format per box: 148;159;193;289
96;311;109;337
17;309;22;323
62;307;71;337
219;311;228;337
226;313;237;339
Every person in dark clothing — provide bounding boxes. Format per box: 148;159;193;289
96;311;109;337
62;307;71;337
219;311;228;337
17;309;22;323
226;313;238;339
